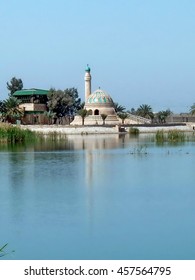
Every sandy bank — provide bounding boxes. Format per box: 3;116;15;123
19;124;194;135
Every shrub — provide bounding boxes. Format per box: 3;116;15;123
129;127;139;135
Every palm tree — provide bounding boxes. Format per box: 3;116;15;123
44;111;57;125
117;112;128;124
3;97;23;123
136;104;154;120
101;114;107;125
190;103;195;115
156;109;172;123
127;108;136;115
114;102;126;113
77;109;88;125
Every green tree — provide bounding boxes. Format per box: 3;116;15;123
44;111;57;125
156;109;172;123
127;108;136;115
117;112;128;124
101;114;107;125
190;103;195;115
0;100;6;121
77;109;88;125
47;88;82;119
114;102;126;113
0;100;6;113
7;77;23;96
3;97;23;123
136;104;154;120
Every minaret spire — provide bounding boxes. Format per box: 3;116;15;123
85;64;91;102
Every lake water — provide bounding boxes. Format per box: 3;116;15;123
0;134;195;260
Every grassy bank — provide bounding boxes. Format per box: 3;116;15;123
0;123;36;143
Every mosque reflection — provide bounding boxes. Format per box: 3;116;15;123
66;134;126;150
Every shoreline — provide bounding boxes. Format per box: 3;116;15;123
19;124;195;135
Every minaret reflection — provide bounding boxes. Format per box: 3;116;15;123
84;135;119;184
83;134;127;234
83;134;127;187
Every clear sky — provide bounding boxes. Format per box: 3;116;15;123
0;0;195;112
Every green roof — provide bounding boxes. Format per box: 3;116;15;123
13;88;49;96
86;89;114;104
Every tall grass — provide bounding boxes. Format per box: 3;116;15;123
0;123;36;143
156;129;185;143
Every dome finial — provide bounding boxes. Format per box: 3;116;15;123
85;64;90;72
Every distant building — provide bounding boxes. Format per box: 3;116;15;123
166;113;195;123
13;88;49;124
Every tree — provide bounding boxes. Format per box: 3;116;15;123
47;88;82;119
136;104;154;120
44;111;57;125
127;108;136;115
156;109;172;123
101;114;107;125
3;97;23;123
0;100;6;113
117;112;128;124
7;77;23;96
114;102;126;113
190;103;195;115
0;100;6;121
77;109;88;125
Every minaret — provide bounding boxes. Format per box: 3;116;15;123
85;64;91;102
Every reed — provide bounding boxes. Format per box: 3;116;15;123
155;130;166;143
167;130;185;142
156;129;185;143
0;243;14;257
0;123;36;143
0;244;8;257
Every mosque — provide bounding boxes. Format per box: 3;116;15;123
12;65;150;125
71;65;120;125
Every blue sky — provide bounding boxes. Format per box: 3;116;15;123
0;0;195;112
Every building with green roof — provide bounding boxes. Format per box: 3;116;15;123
13;88;49;124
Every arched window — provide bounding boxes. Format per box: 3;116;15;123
94;109;99;115
88;109;92;115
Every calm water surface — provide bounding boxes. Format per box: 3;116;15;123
0;134;195;260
